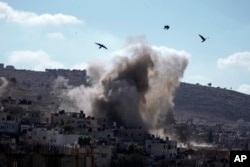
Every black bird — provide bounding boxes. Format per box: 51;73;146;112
199;34;209;43
95;42;108;49
164;25;170;30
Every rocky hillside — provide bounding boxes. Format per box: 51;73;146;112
173;82;250;123
2;71;250;124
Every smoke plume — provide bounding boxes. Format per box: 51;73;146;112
92;43;188;129
0;77;8;97
54;42;189;132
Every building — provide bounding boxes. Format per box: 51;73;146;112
145;136;177;160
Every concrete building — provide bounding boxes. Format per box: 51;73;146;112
27;128;80;147
114;126;148;144
145;137;177;160
0;111;20;134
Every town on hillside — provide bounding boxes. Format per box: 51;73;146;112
0;64;250;167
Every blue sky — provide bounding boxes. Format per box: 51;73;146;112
0;0;250;94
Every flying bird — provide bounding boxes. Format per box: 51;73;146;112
199;34;209;43
164;25;170;30
95;42;108;49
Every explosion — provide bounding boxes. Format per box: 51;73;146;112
54;42;189;133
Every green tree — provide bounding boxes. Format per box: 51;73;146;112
78;135;95;147
62;124;74;133
127;143;145;155
59;119;64;126
111;143;146;167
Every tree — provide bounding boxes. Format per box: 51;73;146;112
208;83;212;87
62;124;74;133
59;120;64;126
127;143;145;155
111;143;146;167
78;135;96;147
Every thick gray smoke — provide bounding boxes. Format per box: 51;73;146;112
54;43;189;132
0;77;8;97
92;43;188;129
92;46;154;127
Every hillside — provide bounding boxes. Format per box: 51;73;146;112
174;82;250;123
1;69;250;124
